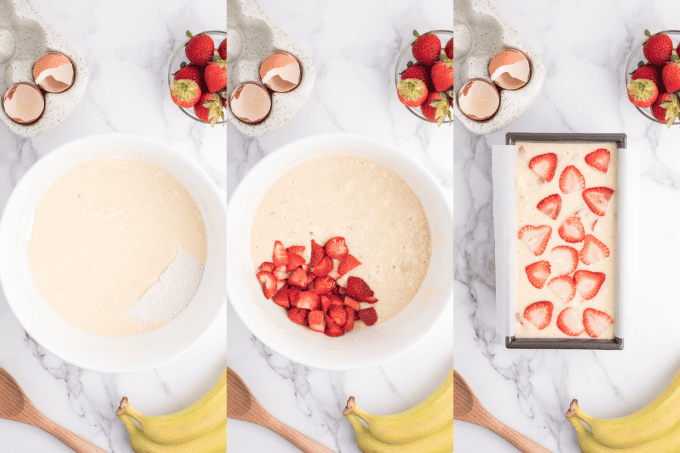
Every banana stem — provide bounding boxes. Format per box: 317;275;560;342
343;396;355;416
566;399;579;419
116;397;129;417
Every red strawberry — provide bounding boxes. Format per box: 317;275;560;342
523;301;553;330
580;234;610;265
558;216;585;243
547;275;576;304
559;165;586;194
329;305;347;326
358;307;378;326
343;307;356;331
325;237;349;260
556;307;585;337
310;239;325;267
258;262;275;272
286;253;305;272
288;307;309;326
397;79;428;107
529;153;558;182
324;318;346;337
273;265;288;281
287;286;300;302
525;261;551;289
582;187;614;216
272;240;288;267
338;255;361;276
592;219;598;232
308;310;326;333
328;294;344;307
584;149;610;174
643;30;673;66
420;92;451;126
174;64;205;91
205;51;227;93
663;51;680;93
551;246;579;276
651;92;680;127
536;194;562;220
256;271;277;300
312;256;333;276
218;38;226;60
401;64;434;92
320;295;331;313
431;51;453;92
272;285;290;308
306;272;316;288
286;245;305;255
518;225;552;256
346;276;375;302
170;79;201;108
574;270;605;300
194;92;225;127
288;268;308;288
328;270;342;280
627;78;658;108
583;308;614;338
411;30;441;65
294;291;321;310
185;31;215;66
445;38;453;60
344;296;360;311
313;275;336;295
631;64;660;87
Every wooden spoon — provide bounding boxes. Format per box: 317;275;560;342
227;367;335;453
454;369;553;453
0;367;107;452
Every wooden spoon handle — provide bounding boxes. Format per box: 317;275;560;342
38;416;108;453
485;416;553;453
266;417;336;453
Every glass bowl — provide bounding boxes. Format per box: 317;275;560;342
394;30;453;125
624;30;680;127
167;30;226;125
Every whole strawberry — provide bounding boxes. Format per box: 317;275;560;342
174;64;202;85
651;92;680;127
397;78;428;107
218;38;226;60
445;38;453;60
421;91;451;126
663;51;680;93
205;51;227;93
631;64;660;88
194;92;224;127
412;30;441;65
431;51;453;92
401;64;434;92
626;78;658;108
185;31;215;66
643;30;673;66
170;79;201;108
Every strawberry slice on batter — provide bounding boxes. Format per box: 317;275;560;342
286;245;305;256
256;271;277;300
583;307;613;338
272;285;290;308
523;301;553;330
343;307;356;331
286;253;306;272
574;270;605;300
529;153;558;182
536;194;562;220
559;165;586;194
547;275;576;304
556;307;585;336
273;265;288;281
294;291;321;311
584;149;610;174
358;307;378;326
288;307;309;326
324;318;346;336
325;237;349;260
313;275;336;295
273;240;288;267
344;296;360;311
580;234;610;265
308;310;326;333
310;239;325;267
288;267;308;288
259;262;275;272
329;305;347;327
551;246;579;276
525;260;551;289
518;225;552;256
346;276;375;302
558;216;585;243
582;187;614;216
338;255;362;276
312;256;333;276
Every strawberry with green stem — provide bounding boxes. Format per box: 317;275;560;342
431;50;453;92
205;51;227;93
663;50;680;93
421;92;451;126
194;92;224;127
651;92;680;128
170;79;201;108
626;78;658;108
397;78;428;107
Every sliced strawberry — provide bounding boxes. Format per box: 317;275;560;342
525;261;551;289
288;268;308;287
273;240;288;267
286;245;305;256
551;246;579;276
346;276;375;302
559;165;586;194
358;307;378;326
288;307;309;326
287;253;306;272
329;305;347;326
580;234;610;265
277;279;285;291
272;285;290;308
582;187;614;216
308;310;326;333
259;262;275;272
302;263;310;271
517;225;552;256
362;296;378;303
547;275;576;304
306;272;316;288
313;275;336;295
338;255;362;276
287;286;301;304
529;153;558;182
592;220;598;232
312;256;333;276
556;307;585;337
273;265;288;281
338;286;347;296
294;291;321;310
536;194;561;220
256;271;277;299
328;270;342;280
558;216;585;243
583;308;614;338
325;237;349;260
310;239;325;267
584;149;610;173
574;270;605;300
343;307;356;331
523;301;553;330
325;318;346;337
320;295;331;312
344;296;360;311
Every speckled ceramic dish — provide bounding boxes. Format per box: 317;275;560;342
0;0;88;138
226;0;316;137
453;0;544;135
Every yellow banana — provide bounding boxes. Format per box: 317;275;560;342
117;368;226;445
567;368;680;449
119;413;226;453
343;369;452;444
345;413;452;453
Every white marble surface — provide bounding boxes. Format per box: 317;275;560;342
0;0;226;451
455;0;680;451
227;0;453;451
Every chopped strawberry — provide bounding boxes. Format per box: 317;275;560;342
273;265;288;281
592;220;598;232
325;237;349;260
320;295;331;312
306;272;316;288
287;286;301;303
525;261;551;289
294;291;321;310
573;270;605;300
338;286;347;296
288;308;309;326
273;241;288;267
272;285;290;308
308;310;326;333
558;216;585;243
556;307;585;336
259;262;275;272
256;271;277;299
310;239;325;267
328;294;345;307
277;279;285;291
580;234;610;265
583;308;614;338
536;194;562;220
547;275;576;304
312;256;333;276
329;305;347;326
358;307;378;326
584;149;610;174
343;307;356;331
529;153;558;182
362;297;378;303
517;225;552;256
346;276;375;302
328;270;342;280
582;187;614;216
288;268;308;287
344;296;360;311
559;165;586;194
551;246;579;276
313;275;336;295
286;245;305;256
325;318;346;337
338;255;362;276
301;263;310;272
523;301;553;330
287;253;306;272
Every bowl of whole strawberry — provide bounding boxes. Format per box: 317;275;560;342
168;30;226;127
625;30;680;128
395;30;453;127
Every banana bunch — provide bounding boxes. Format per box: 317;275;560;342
116;368;227;453
343;368;453;453
566;368;680;452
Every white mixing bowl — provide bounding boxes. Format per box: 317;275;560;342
227;133;452;370
0;134;226;373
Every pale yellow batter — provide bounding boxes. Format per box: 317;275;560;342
250;155;431;326
27;157;207;337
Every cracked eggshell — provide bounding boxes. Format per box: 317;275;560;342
3;83;45;124
33;51;75;93
229;82;272;124
259;51;301;93
488;48;531;90
457;79;500;121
